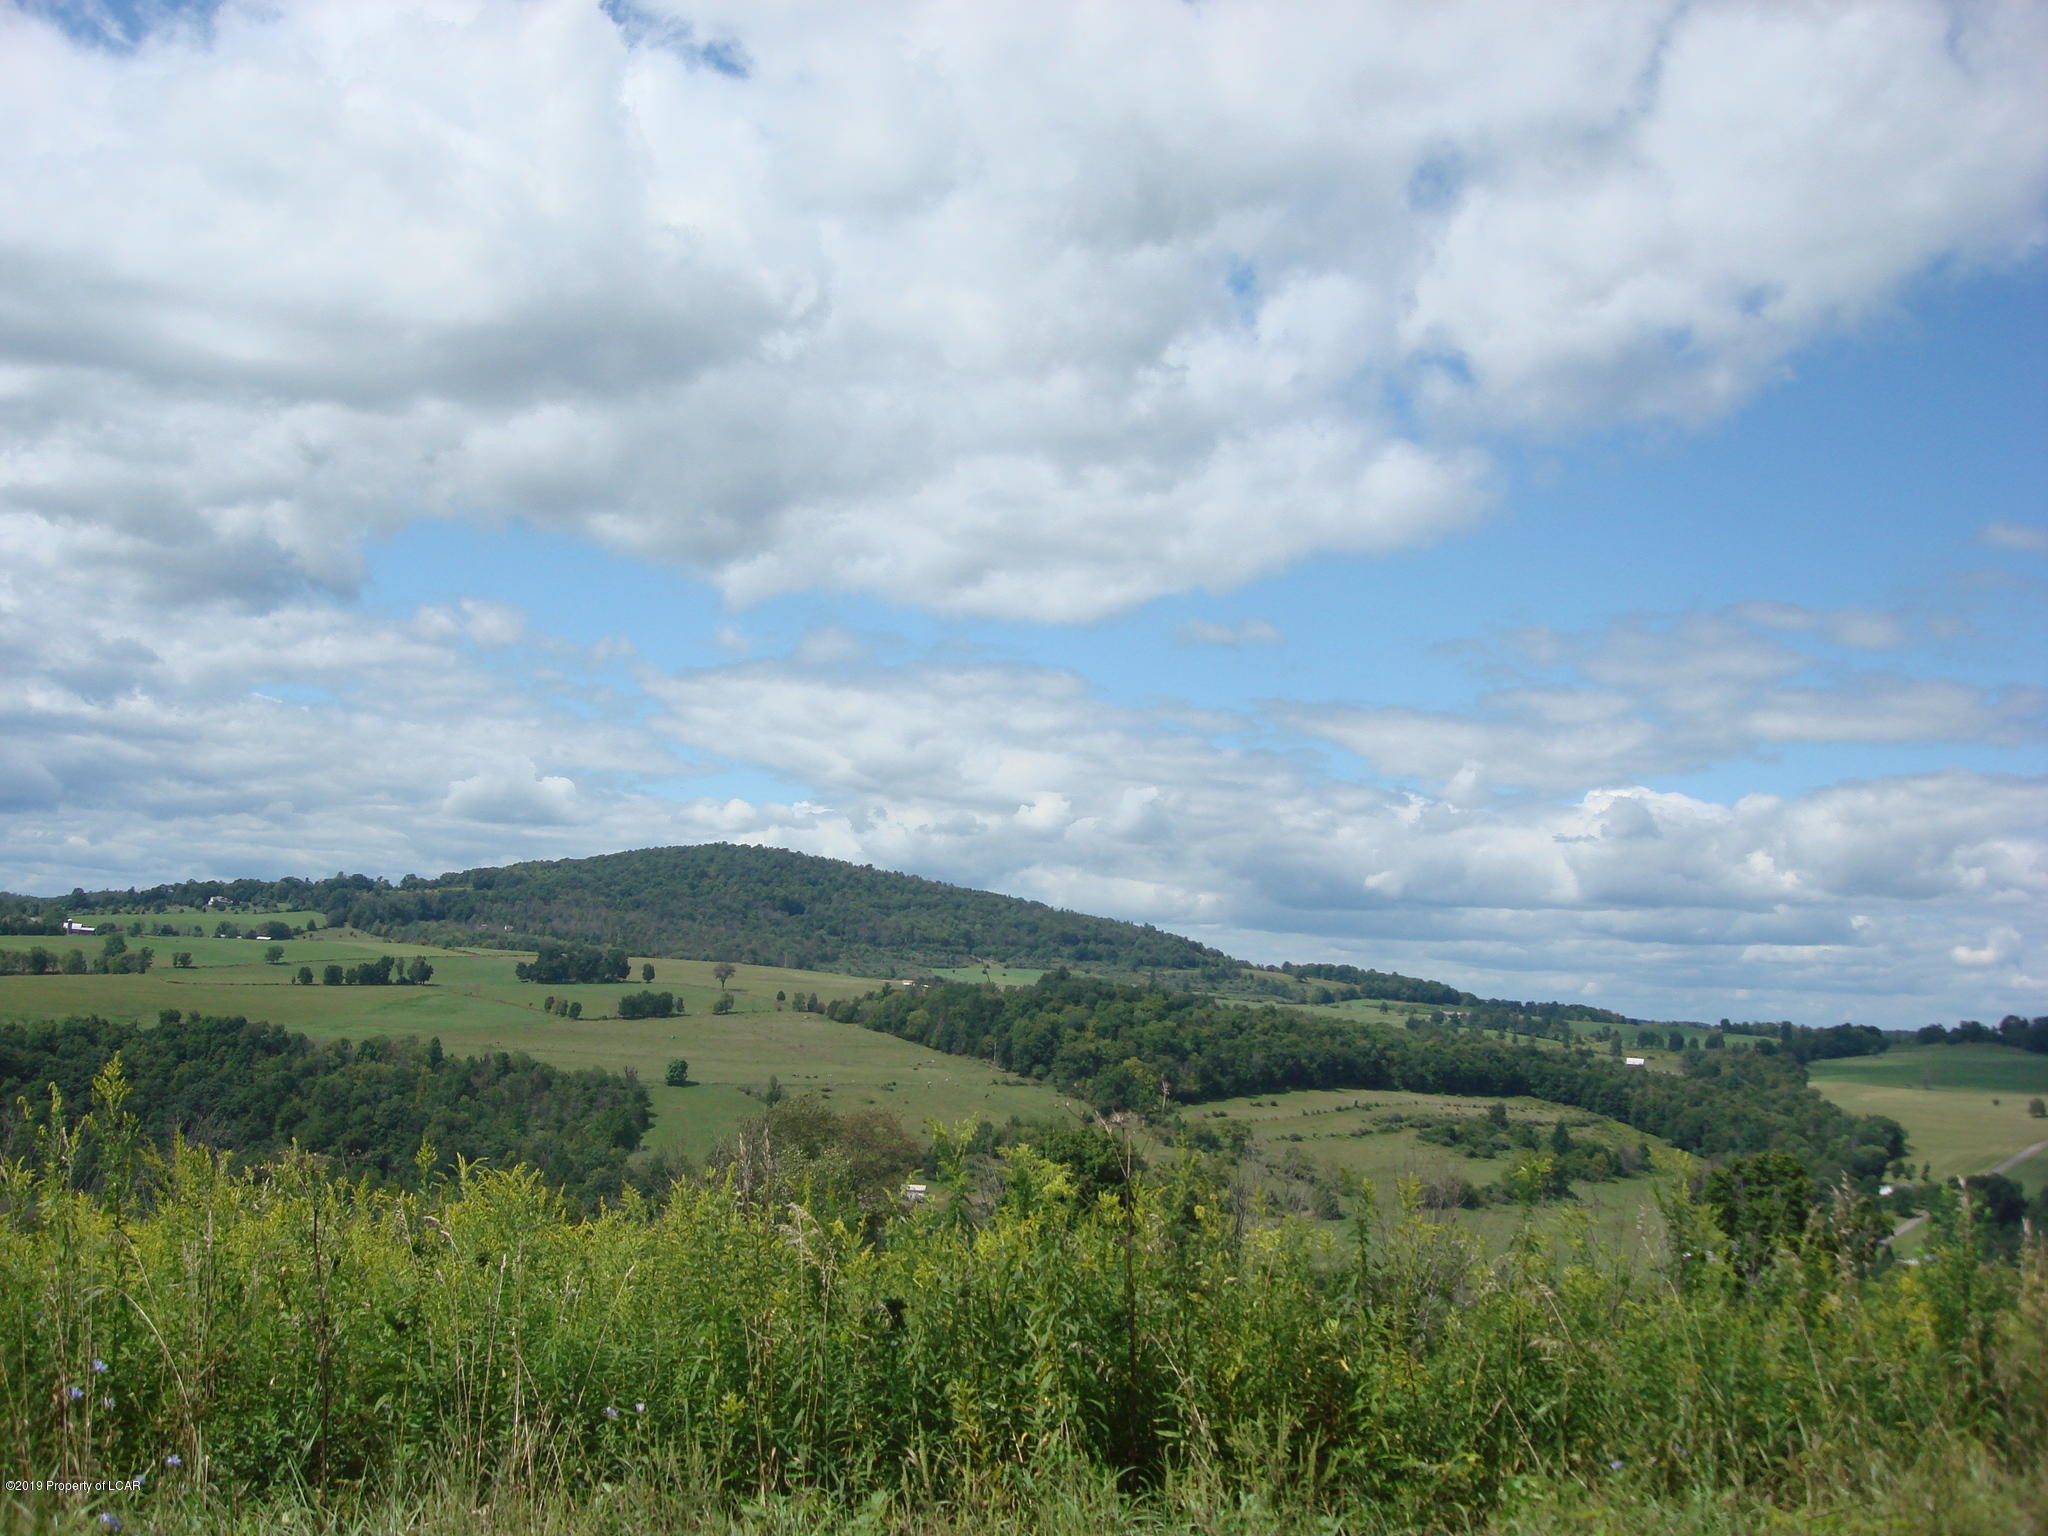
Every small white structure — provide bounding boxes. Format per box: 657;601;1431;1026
1624;1056;1648;1067
903;1183;929;1204
62;920;95;935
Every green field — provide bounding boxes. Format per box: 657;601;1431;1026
0;932;1075;1162
1808;1044;2048;1180
1187;1085;1680;1259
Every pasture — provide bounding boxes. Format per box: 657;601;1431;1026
1190;1086;1679;1259
0;932;1074;1161
1808;1044;2048;1180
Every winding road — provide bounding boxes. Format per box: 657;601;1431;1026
1886;1136;2048;1245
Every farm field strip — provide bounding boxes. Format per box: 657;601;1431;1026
1808;1045;2048;1181
0;932;1074;1162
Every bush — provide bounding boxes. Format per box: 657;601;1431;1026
665;1058;690;1087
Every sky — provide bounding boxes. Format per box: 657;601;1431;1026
2;0;2044;1027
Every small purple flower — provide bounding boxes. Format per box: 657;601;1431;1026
164;1454;182;1468
604;1406;619;1420
1608;1459;1624;1472
98;1515;124;1534
67;1385;85;1401
634;1402;646;1414
91;1358;108;1374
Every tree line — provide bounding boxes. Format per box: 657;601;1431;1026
1915;1014;2048;1053
0;1011;650;1206
834;972;1905;1179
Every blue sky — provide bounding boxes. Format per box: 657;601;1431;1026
2;0;2044;1025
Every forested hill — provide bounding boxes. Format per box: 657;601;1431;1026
838;972;1906;1180
15;845;1236;978
0;1013;650;1206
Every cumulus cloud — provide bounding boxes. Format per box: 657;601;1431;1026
2;0;2042;619
2;541;2041;1023
1951;926;2023;967
1286;605;2048;797
3;2;2045;1028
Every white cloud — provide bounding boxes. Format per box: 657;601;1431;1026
1287;605;2047;796
2;0;2041;619
1179;618;1283;649
1951;926;2023;968
1;554;2040;1024
1980;521;2048;556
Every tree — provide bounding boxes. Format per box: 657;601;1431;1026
173;952;193;969
712;993;735;1015
2029;1097;2046;1119
264;944;286;965
713;962;736;991
295;966;314;986
322;964;345;987
1702;1151;1814;1279
665;1058;691;1087
641;962;655;983
404;957;434;986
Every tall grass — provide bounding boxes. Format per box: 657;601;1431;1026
1;1117;2042;1533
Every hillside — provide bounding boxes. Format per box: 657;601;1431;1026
5;844;1640;1020
5;844;1237;979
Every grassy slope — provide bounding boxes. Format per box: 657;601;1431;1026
1191;1085;1680;1260
1807;1044;2048;1179
0;932;1075;1163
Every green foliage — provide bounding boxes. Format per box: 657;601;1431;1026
515;939;630;985
0;1140;2038;1528
0;1013;651;1204
1700;1151;1819;1278
665;1058;690;1087
617;990;677;1019
29;845;1235;978
846;973;1905;1180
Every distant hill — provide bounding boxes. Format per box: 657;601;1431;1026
5;845;1237;979
2;843;1630;1021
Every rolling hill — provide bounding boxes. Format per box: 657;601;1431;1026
5;844;1237;979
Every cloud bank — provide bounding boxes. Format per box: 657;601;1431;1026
3;0;2042;618
2;0;2044;1026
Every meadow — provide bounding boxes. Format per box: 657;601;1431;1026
1808;1044;2048;1181
1189;1087;1678;1260
0;930;1075;1163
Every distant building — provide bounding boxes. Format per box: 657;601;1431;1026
1624;1056;1647;1067
62;920;95;935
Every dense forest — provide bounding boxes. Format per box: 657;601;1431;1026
0;1013;650;1205
2;845;1236;979
834;973;1905;1180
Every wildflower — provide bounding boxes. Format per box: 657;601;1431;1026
92;1359;108;1374
67;1385;85;1401
604;1406;619;1420
1608;1459;1624;1472
98;1515;124;1534
102;1395;115;1408
164;1455;182;1468
634;1402;646;1414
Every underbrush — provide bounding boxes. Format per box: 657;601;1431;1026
2;1114;2043;1535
